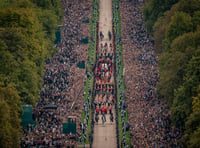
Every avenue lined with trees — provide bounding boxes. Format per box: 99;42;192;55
0;0;199;147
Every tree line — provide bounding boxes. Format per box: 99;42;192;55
0;0;62;147
143;0;200;147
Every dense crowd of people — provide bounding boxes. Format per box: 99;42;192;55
120;0;182;147
21;0;91;147
20;0;184;147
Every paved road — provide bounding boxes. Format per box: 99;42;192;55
93;112;117;148
92;0;117;147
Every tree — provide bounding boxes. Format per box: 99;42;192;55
192;86;200;112
17;60;39;105
188;127;200;147
192;11;200;31
153;2;180;51
143;0;179;33
178;0;200;16
145;0;200;146
158;51;187;103
167;12;193;42
171;104;187;127
0;86;21;148
0;0;62;147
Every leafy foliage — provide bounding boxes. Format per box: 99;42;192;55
143;0;179;33
143;0;200;146
167;12;193;42
0;86;21;147
0;0;62;147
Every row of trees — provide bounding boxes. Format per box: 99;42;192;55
0;0;62;147
143;0;200;147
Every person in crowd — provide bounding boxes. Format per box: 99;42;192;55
120;0;181;147
22;0;91;147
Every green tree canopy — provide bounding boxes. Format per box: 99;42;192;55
0;0;62;146
145;0;200;145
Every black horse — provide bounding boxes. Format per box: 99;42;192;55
102;113;106;124
100;31;104;40
110;112;113;122
95;114;99;123
108;31;112;40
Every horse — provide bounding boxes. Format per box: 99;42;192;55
95;114;99;123
100;31;104;40
108;31;112;40
110;113;114;122
102;114;106;124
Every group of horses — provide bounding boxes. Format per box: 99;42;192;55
95;107;114;124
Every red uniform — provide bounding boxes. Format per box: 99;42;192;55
96;108;99;113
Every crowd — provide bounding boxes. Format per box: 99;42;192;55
78;2;100;145
21;0;91;147
112;16;129;147
120;0;182;147
20;0;183;147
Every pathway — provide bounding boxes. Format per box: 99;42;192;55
92;0;117;147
